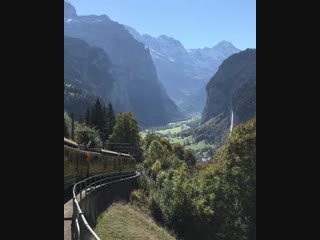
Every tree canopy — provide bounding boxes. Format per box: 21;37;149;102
131;118;256;240
109;112;143;162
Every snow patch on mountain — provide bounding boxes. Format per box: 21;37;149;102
150;48;175;62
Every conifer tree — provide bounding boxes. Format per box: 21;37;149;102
64;117;69;138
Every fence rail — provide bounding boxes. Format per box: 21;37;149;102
71;171;140;240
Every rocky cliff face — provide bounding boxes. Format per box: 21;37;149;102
126;26;241;113
64;1;184;126
202;49;256;124
64;36;130;113
194;49;256;146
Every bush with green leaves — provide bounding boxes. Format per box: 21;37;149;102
133;118;256;240
75;123;102;148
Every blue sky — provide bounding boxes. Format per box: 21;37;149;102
69;0;256;50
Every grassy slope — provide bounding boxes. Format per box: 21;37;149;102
94;203;175;240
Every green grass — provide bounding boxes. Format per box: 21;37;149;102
140;114;215;158
169;135;193;145
94;203;175;240
156;126;188;135
140;114;200;139
185;140;215;151
169;137;215;150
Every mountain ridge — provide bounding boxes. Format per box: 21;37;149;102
64;1;184;127
125;26;241;113
193;48;256;146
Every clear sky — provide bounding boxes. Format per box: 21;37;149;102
69;0;256;50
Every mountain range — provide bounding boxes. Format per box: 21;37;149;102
193;48;256;146
125;26;240;112
64;0;184;127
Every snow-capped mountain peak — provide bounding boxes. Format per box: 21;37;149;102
124;26;241;112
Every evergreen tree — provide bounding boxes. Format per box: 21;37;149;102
105;102;116;140
64;116;69;138
78;114;84;124
92;99;104;130
85;108;91;126
103;105;106;117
